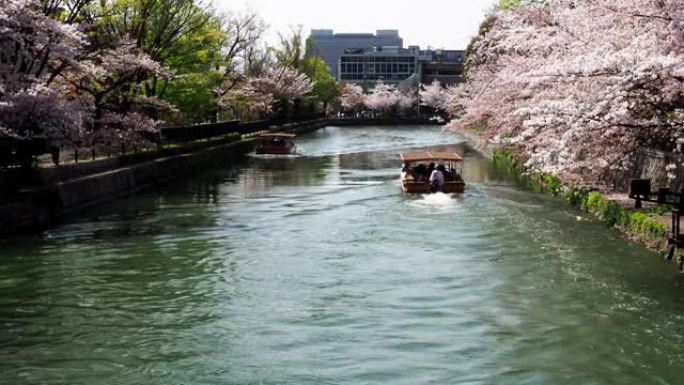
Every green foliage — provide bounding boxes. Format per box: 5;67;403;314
276;25;305;70
581;193;667;237
161;17;224;73
540;173;563;196
467;122;489;134
582;191;604;212
301;57;338;108
583;192;623;227
493;148;524;175
98;0;216;68
156;17;224;121
162;72;223;124
564;186;590;207
629;212;669;236
649;204;671;216
91;0;229;123
498;0;522;10
499;0;547;10
305;36;321;58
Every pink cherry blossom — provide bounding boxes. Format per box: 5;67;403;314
221;65;313;116
337;83;365;112
446;0;684;184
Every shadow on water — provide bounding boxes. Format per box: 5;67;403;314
1;125;684;385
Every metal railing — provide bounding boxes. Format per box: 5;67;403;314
628;178;684;270
0;113;326;169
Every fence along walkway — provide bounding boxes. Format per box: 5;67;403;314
0;113;326;169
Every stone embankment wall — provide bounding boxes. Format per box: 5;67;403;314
326;117;440;126
0;119;326;236
609;149;684;192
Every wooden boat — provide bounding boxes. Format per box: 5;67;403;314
255;132;297;155
400;151;465;193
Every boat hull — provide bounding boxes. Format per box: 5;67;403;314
255;145;296;155
402;180;465;194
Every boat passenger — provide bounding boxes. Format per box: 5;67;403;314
437;164;448;181
414;163;427;182
429;166;445;193
401;163;412;180
427;162;436;179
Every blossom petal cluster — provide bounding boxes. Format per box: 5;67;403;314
335;82;418;116
446;0;684;183
0;1;176;162
221;66;313;116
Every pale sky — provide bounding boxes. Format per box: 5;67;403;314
218;0;497;50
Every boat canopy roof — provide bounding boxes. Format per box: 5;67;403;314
259;132;296;138
400;151;463;163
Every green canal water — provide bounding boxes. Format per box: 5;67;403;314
1;125;684;385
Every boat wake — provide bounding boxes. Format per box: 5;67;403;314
247;153;301;159
406;192;460;213
420;192;454;205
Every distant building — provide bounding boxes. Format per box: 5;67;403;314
338;46;465;87
309;29;403;78
339;46;417;86
418;49;466;85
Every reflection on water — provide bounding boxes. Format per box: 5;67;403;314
1;126;684;385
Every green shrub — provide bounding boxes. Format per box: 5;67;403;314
542;173;563;196
649;205;671;216
564;186;590;207
628;212;668;236
493;148;524;175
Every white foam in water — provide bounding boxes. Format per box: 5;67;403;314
247;153;301;159
407;192;459;213
420;192;453;205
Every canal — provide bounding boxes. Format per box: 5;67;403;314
1;125;684;385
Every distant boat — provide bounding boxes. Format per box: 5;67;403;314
255;132;297;155
400;151;465;193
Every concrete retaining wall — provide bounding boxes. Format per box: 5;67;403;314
0;119;327;236
608;149;684;192
54;140;255;211
326;118;440;126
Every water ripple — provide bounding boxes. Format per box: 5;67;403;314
1;126;684;385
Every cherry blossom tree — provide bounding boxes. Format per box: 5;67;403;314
361;82;420;117
364;82;398;114
336;83;365;114
0;0;89;165
220;65;313;118
0;85;86;165
60;41;174;157
420;80;458;114
0;0;85;93
395;89;418;117
447;0;684;184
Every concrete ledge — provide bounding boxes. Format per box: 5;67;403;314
0;118;393;236
326;118;440;126
55;139;254;212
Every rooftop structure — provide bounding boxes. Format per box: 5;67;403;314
338;46;466;87
339;46;418;86
419;49;466;85
309;29;403;78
